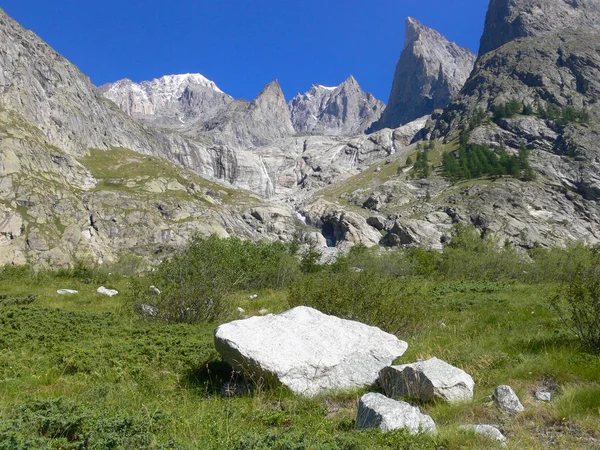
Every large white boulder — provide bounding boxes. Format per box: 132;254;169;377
355;393;436;434
380;357;474;403
97;286;119;297
214;306;408;396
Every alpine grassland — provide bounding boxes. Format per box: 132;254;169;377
1;229;599;449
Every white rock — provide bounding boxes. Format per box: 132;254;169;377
237;307;245;313
214;306;408;396
56;289;78;295
459;425;507;446
494;385;524;414
535;391;552;402
355;393;436;434
248;294;258;300
149;285;161;295
97;286;119;297
138;304;158;317
258;308;269;315
380;357;474;403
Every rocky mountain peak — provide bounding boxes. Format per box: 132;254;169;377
369;18;476;132
100;73;232;129
289;76;384;136
479;0;600;55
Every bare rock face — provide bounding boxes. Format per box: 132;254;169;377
189;80;295;149
289;76;385;136
479;0;600;55
214;306;408;397
370;17;476;131
100;74;233;130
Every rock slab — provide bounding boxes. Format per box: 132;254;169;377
214;306;408;396
459;424;507;445
97;286;119;297
380;357;474;403
494;385;524;414
355;393;436;434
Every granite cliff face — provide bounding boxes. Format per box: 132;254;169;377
100;74;233;130
479;0;600;55
289;76;385;136
370;18;476;131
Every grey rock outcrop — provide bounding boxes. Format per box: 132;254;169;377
289;76;385;136
100;74;233;130
479;0;600;55
494;385;525;414
459;425;507;445
356;393;436;434
370;17;476;131
380;357;475;403
213;306;408;397
189;80;295;149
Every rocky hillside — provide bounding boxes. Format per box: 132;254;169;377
479;0;600;55
369;17;476;131
100;74;233;130
289;76;385;136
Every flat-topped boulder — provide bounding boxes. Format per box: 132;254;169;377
380;357;474;403
214;306;408;396
356;393;436;434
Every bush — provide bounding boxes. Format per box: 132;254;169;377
442;143;530;182
551;249;600;352
493;100;523;120
133;236;299;323
288;266;427;336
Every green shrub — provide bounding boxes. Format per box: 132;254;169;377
288;267;427;336
133;236;299;323
551;249;600;352
442;143;531;182
0;397;181;449
493;100;523;120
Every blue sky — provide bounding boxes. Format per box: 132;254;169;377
2;0;489;102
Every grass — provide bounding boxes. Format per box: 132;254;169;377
79;147;261;208
0;264;599;448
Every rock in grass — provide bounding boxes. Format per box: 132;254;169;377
535;391;552;402
355;393;436;434
459;424;507;446
380;357;474;403
57;289;78;295
137;304;158;317
97;286;118;297
494;385;524;414
214;306;408;396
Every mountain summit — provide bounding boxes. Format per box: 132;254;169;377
289;76;385;136
100;74;233;130
370;17;476;131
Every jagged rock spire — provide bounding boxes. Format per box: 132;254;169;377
369;17;476;131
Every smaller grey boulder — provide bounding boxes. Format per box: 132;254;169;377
97;286;119;297
356;393;436;434
459;425;506;446
494;385;524;414
535;391;552;402
57;289;78;295
380;357;474;403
